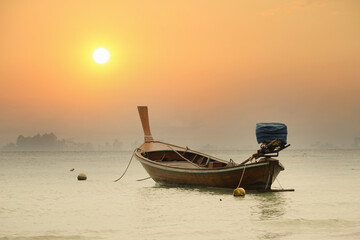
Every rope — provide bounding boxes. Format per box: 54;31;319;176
236;165;247;188
265;171;271;190
136;177;151;181
114;149;137;182
167;145;202;168
276;178;283;189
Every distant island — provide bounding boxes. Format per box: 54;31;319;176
1;133;123;151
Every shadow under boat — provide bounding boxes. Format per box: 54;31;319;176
152;182;233;195
152;182;292;195
134;106;294;192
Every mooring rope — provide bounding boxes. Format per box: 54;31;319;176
236;165;247;188
136;176;151;181
276;177;284;190
265;171;271;190
114;148;137;182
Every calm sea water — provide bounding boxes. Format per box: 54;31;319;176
0;149;359;240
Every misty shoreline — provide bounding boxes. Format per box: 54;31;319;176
1;148;360;153
2;133;360;152
1;133;123;152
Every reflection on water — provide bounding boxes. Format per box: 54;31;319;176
153;182;233;195
250;193;291;240
251;193;288;221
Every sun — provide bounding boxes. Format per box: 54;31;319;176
93;48;110;64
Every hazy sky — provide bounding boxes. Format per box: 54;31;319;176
0;0;359;149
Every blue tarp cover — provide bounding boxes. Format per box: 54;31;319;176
256;123;287;144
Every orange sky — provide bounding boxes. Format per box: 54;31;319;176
0;0;359;149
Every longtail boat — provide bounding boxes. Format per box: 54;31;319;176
135;106;291;191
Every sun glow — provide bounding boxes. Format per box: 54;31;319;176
93;48;110;64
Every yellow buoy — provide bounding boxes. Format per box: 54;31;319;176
233;188;246;196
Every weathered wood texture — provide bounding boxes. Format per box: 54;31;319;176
137;106;154;142
135;149;284;190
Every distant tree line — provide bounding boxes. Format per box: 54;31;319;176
1;133;123;151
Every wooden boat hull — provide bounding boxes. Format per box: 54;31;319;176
134;106;287;191
135;151;284;190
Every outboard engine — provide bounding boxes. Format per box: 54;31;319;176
256;123;287;144
240;123;290;165
254;123;289;159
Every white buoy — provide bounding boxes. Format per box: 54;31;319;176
77;173;87;181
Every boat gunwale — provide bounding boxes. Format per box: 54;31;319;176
138;141;229;163
134;150;272;174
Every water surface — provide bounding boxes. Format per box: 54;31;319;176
0;150;359;239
